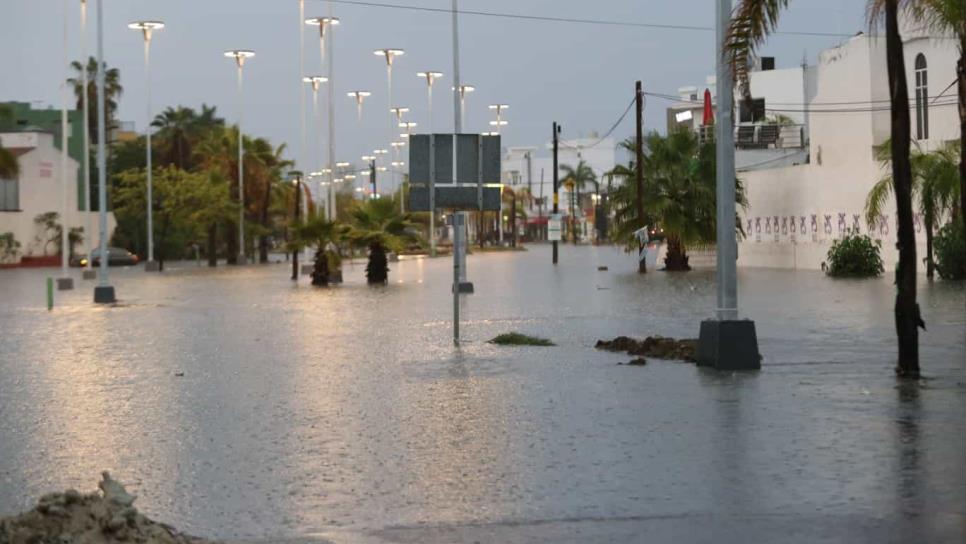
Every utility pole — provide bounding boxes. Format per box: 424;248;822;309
635;80;646;273
291;172;301;281
526;151;533;211
369;158;377;198
552;122;560;265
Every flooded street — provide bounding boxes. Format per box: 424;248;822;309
1;245;965;543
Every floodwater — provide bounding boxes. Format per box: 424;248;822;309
1;245;964;543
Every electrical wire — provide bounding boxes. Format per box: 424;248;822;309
558;96;637;151
319;0;855;38
645;91;958;113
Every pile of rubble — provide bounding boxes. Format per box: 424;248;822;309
0;472;209;544
596;335;698;363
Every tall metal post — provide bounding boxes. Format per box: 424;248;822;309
552;122;559;265
327;6;336;221
58;0;73;290
93;0;115;303
299;0;306;208
130;21;163;269
292;174;301;280
636;81;646;273
714;0;736;320
80;0;95;279
237;61;246;263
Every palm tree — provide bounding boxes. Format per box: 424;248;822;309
348;198;421;284
152;104;225;171
67;57;122;145
610;129;746;271
560;161;598;244
867;140;960;278
290;214;346;286
0;105;19;179
728;0;922;376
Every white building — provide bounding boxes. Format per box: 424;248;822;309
670;21;959;270
0;130;111;265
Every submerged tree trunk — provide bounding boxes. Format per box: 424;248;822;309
925;211;935;280
885;1;921;378
311;249;330;287
225;221;238;265
663;236;691;271
366;243;389;284
207;223;218;267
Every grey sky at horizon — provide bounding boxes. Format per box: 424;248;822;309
2;0;868;173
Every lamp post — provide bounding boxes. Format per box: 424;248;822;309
347;90;371;122
416;71;443;133
305;15;339;235
454;84;474;129
128;21;164;270
290;171;302;280
57;0;73;290
224;50;254;264
92;0;115;303
489;104;508;244
375;49;404;213
304;75;327;212
79;0;95;279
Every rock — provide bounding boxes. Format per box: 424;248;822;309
595;335;698;362
627;358;648;366
174;372;184;377
63;489;81;505
99;471;135;507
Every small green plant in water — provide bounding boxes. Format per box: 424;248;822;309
934;220;966;280
489;333;555;347
825;231;884;278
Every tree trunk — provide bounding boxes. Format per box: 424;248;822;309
885;1;921;378
663;236;691;271
958;47;965;242
311;249;330;287
925;219;934;279
259;179;272;264
226;221;238;265
207;223;218;267
366;243;388;284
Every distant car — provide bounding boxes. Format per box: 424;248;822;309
70;247;139;267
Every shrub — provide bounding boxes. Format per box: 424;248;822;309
488;333;555;346
0;231;20;262
934;220;966;280
825;232;884;278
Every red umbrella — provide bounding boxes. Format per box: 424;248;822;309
702;88;714;126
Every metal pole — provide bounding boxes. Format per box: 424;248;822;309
552;122;559;265
452;0;465;341
59;0;71;288
299;0;306;207
292;176;300;280
237;61;245;264
636;81;646;273
81;0;94;277
144;31;155;266
715;0;737;320
428;84;436;257
93;0;114;302
326;4;336;221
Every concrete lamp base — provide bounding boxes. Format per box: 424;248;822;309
93;286;117;304
82;270;97;280
144;261;161;272
697;319;761;371
56;277;74;291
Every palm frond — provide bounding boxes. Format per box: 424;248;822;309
727;0;791;99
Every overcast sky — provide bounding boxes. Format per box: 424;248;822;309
2;0;868;169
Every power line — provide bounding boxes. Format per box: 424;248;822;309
558;96;637;151
645;91;958;111
321;0;852;38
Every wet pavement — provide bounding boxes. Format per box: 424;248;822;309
1;245;964;543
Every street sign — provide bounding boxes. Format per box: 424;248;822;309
409;133;499;185
548;214;562;241
409;186;501;211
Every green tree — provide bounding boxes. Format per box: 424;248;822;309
560;161;598;244
866;140;960;278
728;0;923;377
152;104;224;171
348;198;421;284
609;130;746;271
67;57;122;145
289;213;347;286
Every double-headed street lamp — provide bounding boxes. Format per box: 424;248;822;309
128;21;164;270
224;49;255;264
489;104;509;134
304;76;328;211
416;71;443;132
305;16;340;230
399;121;417;140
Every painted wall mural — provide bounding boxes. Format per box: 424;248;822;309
745;210;922;244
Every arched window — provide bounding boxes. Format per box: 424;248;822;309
914;54;929;140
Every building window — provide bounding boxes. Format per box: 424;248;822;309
915;54;928;140
0;178;19;211
739;98;766;123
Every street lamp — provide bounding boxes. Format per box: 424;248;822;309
416;71;443;132
305;16;340;236
224;49;255;264
454;84;474;129
92;0;115;302
489;104;509;134
79;0;96;279
57;0;73;290
346;90;371;122
128;21;164;270
289;171;303;280
304;76;327;212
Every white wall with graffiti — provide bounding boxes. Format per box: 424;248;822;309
737;24;960;271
